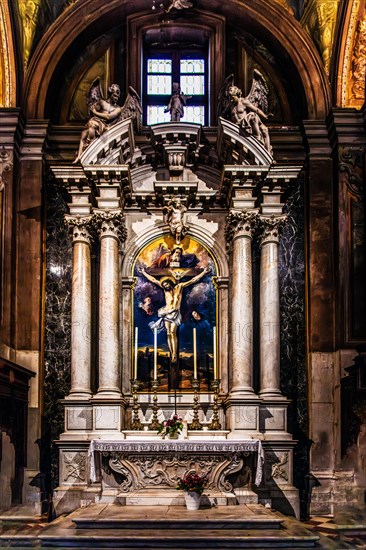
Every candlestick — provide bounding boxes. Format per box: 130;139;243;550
208;379;221;430
213;326;217;379
134;327;138;380
154;327;158;380
188;378;202;430
193;327;197;379
130;379;143;430
148;379;160;430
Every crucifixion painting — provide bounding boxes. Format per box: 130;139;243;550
133;236;216;390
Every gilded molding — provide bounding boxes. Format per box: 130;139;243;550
340;0;361;107
349;14;366;106
0;1;16;106
301;0;339;73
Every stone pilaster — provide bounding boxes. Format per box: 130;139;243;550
65;215;93;398
225;211;260;436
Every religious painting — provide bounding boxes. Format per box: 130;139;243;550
133;235;217;391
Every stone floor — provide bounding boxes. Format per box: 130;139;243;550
0;503;364;548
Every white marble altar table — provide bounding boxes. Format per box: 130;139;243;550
88;439;264;487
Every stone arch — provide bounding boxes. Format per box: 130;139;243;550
23;0;330;120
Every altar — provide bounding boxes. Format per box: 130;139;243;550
51;71;302;520
88;439;264;507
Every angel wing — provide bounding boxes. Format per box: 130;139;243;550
217;73;235;120
245;69;269;114
87;77;104;115
120;86;143;134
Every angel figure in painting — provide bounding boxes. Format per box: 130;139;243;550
163;197;188;244
141;267;211;363
165;0;194;13
218;70;273;154
73;79;142;163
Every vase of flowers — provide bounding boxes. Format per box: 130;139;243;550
158;414;183;439
176;473;207;510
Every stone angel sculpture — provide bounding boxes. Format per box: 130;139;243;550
73;78;142;163
218;70;273;154
165;0;194;12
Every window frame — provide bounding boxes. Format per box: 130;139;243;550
143;48;208;126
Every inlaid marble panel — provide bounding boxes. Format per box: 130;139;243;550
44;180;72;489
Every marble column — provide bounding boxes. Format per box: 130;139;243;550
95;210;126;397
66;216;92;398
259;217;285;399
227;211;258;397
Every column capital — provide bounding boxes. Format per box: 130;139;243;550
93;209;127;242
225;210;260;242
259;215;287;246
65;214;93;246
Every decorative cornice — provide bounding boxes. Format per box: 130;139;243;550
225;210;260;242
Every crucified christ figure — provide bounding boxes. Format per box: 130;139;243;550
141;266;210;363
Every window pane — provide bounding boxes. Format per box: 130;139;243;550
180;75;204;95
184;106;205;125
180;59;204;73
148;59;172;73
148;75;172;95
147;106;171;125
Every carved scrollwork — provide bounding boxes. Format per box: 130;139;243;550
339;147;363;198
65;214;93;245
225;211;260;242
0;148;13;191
217;453;244;492
103;450;252;494
266;452;289;483
63;452;86;482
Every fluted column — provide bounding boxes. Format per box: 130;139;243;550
259;216;286;398
226;211;259;397
66;216;92;398
94;210;126;396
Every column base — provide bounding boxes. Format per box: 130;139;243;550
65;390;93;400
95;389;122;398
259;389;285;400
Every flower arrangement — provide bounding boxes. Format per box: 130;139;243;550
158;414;183;438
176;472;207;495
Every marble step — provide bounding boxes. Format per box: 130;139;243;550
72;504;283;531
37;527;320;548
